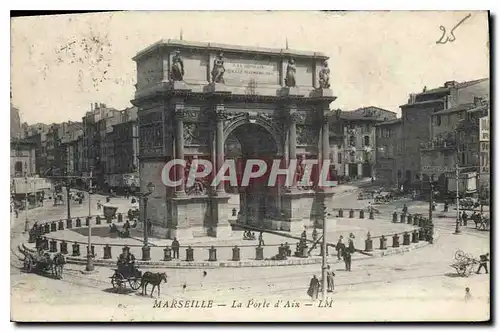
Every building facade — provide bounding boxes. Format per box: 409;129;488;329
375;118;403;186
399;78;489;191
10;139;37;177
339;107;397;179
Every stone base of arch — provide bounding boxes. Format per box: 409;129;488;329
159;194;233;240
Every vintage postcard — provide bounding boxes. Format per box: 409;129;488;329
10;11;490;322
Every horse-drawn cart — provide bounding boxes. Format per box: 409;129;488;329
110;268;142;291
450;250;479;277
22;250;66;279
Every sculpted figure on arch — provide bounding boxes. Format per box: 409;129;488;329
170;50;185;81
285;58;296;87
319;60;330;89
211;52;225;84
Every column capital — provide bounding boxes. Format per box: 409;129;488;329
215;109;229;121
174;110;186;121
290;112;304;124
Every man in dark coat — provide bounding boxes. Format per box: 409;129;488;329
476;253;489;274
336;235;345;260
171;238;180;259
343;250;352;272
307;275;320;300
326;265;335;292
461;211;468;227
258;232;265;246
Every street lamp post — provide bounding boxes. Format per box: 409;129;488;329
66;180;72;220
321;202;328;300
24;177;29;233
86;168;94;272
141;182;155;261
454;159;461;235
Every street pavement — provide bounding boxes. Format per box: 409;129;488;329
10;187;490;322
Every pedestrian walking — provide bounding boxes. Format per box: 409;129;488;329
171;238;180;259
312;227;318;243
326;265;335;292
444;201;449;212
336;235;344;260
343;250;352;272
461;211;468;227
258;232;265;246
476;253;489;274
307;275;320;300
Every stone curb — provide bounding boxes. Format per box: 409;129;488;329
21;232;435;269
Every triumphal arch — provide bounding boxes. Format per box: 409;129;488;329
132;39;337;239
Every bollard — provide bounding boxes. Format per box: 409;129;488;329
379;236;387;250
208;246;217;261
44;223;50;234
255;246;264;260
118;213;123;223
86;245;95;257
412;230;419;243
85;216;90;226
49;239;57;252
392;234;400;248
407;214;412;224
60;241;68;254
42;237;49;250
349;209;354;218
419;228;425;241
76;218;81;227
413;214;419;224
232;246;240;261
392;212;398;223
163;246;172;261
103;244;112;259
400;214;405;224
96;216;101;225
365;232;373;252
50;222;57;232
186;246;194;262
369;210;374;219
67;218;73;229
359;210;365;219
142;245;151;261
403;232;411;246
72;242;80;256
338;209;343;218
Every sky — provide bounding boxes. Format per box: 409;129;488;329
11;11;490;125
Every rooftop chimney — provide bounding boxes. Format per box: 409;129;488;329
444;81;458;88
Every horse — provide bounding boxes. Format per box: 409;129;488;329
140;272;167;297
51;252;66;279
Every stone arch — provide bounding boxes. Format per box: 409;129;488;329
224;116;284;156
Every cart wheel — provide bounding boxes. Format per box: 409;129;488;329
129;277;141;290
111;272;125;290
454;250;464;261
456;265;467;276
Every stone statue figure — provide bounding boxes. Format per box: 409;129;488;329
285;58;296;87
319;60;330;89
170;50;184;81
211;52;225;84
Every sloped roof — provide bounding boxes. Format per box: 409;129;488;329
417;78;489;96
433;103;476;115
375;118;402;126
